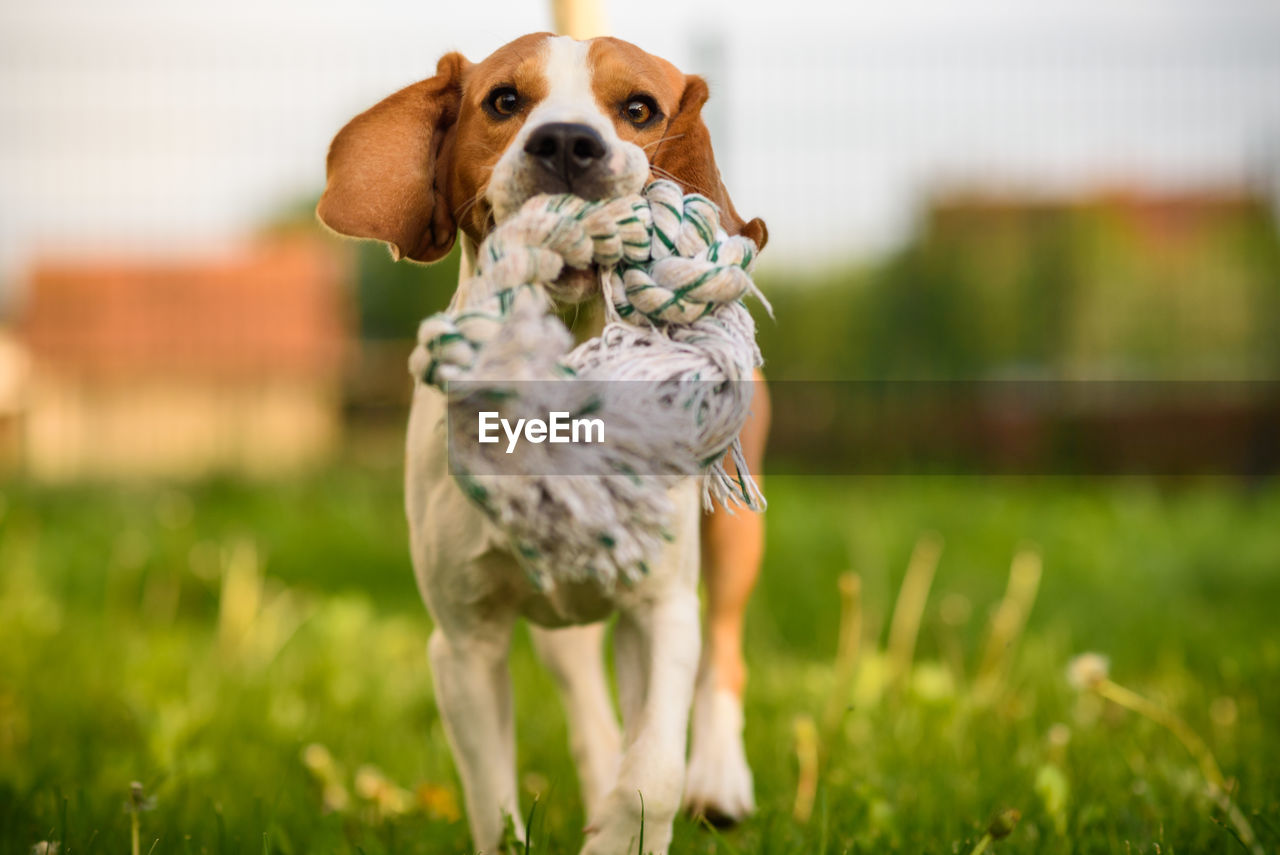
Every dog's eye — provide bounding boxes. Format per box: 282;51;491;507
486;87;520;118
623;96;657;127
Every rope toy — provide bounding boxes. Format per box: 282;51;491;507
408;179;768;589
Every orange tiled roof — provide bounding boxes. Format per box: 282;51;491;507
22;237;350;382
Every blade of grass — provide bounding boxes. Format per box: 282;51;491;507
636;791;644;855
822;572;862;740
887;533;943;690
975;547;1041;700
524;797;538;854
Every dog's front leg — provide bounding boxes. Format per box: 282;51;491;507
428;619;522;851
530;623;622;820
582;590;700;855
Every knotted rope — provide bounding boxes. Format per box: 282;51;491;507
408;180;767;589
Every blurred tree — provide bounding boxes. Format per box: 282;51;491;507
756;189;1280;381
354;242;459;340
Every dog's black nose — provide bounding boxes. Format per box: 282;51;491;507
524;122;607;187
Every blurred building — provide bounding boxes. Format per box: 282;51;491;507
0;329;29;468
17;237;350;480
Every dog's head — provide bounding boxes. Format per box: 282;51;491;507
317;33;767;263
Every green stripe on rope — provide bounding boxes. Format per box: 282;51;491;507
648;266;723;317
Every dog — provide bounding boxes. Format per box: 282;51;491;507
318;33;769;854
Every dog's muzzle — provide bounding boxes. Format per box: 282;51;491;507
523;122;612;198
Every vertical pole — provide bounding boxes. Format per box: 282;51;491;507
690;33;730;153
551;0;606;39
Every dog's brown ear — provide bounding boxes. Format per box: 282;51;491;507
651;75;768;250
317;52;470;263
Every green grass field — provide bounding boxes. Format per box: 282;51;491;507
2;466;1278;854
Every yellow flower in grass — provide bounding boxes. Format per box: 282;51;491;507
302;743;337;778
322;782;351;813
355;764;415;819
354;764;388;801
301;743;350;814
417;783;461;822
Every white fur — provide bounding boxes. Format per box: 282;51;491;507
487;37;650;224
411;36;736;855
684;679;756;820
541;36;596;119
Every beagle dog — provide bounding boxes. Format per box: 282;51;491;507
318;33;768;854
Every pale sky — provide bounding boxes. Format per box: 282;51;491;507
2;0;1279;305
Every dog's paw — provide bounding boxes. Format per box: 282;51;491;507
683;687;755;825
580;789;674;855
579;824;638;855
580;824;672;855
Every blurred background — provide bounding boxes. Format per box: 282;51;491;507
2;0;1278;477
3;2;1280;853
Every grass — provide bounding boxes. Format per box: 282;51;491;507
2;464;1279;853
